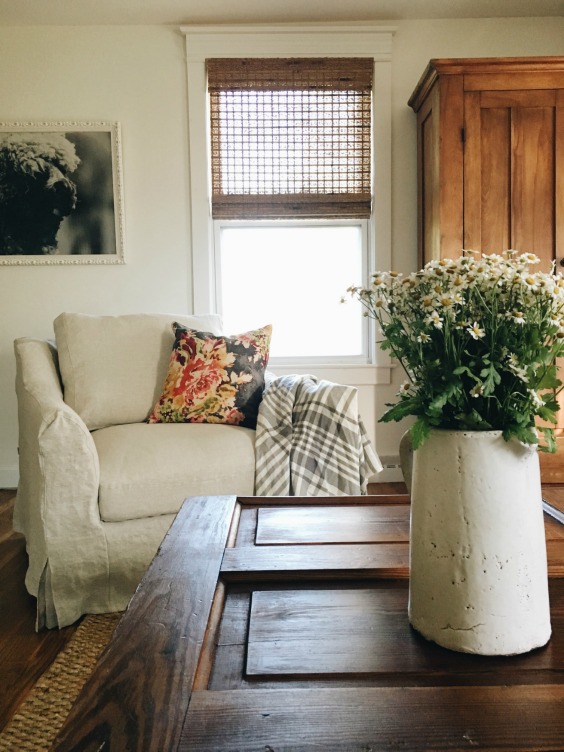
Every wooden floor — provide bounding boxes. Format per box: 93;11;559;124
0;489;80;732
1;480;561;735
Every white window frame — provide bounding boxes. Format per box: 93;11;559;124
181;23;395;380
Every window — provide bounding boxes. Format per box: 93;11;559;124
182;25;393;371
208;56;372;362
215;220;368;361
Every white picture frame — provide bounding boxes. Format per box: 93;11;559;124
0;120;125;264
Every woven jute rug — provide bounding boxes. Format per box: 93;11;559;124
0;612;121;752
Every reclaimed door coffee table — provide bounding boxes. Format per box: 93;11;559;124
54;494;564;751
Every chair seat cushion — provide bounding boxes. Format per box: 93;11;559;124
93;422;256;522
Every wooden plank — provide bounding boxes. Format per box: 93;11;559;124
480;89;557;108
547;540;564;577
557;92;564;271
439;73;464;258
465;71;564;91
544;486;564;515
462;90;482;250
237;494;410;506
53;495;237;752
480;107;511;252
0;489;80;733
511;105;555;265
180;684;564;751
420;91;440;264
208;581;564;692
246;585;564;678
221;544;409;581
255;505;410;545
246;588;413;676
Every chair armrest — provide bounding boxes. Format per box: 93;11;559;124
13;338;105;625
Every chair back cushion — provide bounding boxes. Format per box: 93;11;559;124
54;312;222;429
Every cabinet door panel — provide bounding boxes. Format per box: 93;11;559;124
464;90;557;270
511;105;555;267
481;107;511;252
421;103;440;263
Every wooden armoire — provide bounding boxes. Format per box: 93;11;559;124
409;57;564;481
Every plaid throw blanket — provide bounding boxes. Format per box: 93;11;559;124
255;374;382;496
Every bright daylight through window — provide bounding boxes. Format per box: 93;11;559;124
207;57;373;362
216;222;366;360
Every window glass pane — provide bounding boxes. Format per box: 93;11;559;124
218;224;365;359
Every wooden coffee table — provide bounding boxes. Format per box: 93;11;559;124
54;494;564;751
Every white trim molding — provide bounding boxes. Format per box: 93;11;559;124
269;363;393;386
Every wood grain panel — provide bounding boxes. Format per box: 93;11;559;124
255;505;409;545
237;494;410;506
462;90;481;250
181;684;564;751
421;97;440;264
480;107;511;251
556;91;564;266
247;588;414;676
511;106;555;265
480;90;557;108
0;490;79;733
53;495;237;752
246;584;564;678
221;543;409;581
439;73;464;258
465;71;564;91
547;540;564;577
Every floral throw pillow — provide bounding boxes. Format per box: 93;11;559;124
147;323;272;429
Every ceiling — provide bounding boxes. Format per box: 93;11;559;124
0;0;563;26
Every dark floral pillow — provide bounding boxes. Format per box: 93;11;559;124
147;323;272;429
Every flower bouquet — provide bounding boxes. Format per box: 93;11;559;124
347;251;564;451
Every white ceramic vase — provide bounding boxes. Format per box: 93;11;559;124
408;428;551;655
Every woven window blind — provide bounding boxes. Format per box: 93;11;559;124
208;58;373;219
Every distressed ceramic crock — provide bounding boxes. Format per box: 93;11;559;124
408;429;551;655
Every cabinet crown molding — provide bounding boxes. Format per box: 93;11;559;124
409;55;564;112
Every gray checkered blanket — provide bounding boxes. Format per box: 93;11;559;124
254;373;382;496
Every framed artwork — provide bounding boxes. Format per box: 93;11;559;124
0;121;125;264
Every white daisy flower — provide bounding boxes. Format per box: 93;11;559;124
529;390;545;408
522;252;540;265
425;311;443;330
467;322;485;340
397;381;411;396
470;383;485;398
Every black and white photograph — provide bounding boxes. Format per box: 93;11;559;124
0;121;124;264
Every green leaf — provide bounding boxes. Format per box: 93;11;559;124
428;391;449;413
537;406;558;425
409;417;430;449
453;366;474;377
454;410;493;431
509;425;539;446
537;366;562;390
537;426;557;453
379;398;418;423
479;362;501;395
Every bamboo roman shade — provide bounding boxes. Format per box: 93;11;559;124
207;58;373;219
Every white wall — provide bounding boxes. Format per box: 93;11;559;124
0;19;563;487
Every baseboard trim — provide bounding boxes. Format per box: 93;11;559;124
0;464;19;490
375;455;404;483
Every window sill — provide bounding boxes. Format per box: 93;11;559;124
267;363;393;386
